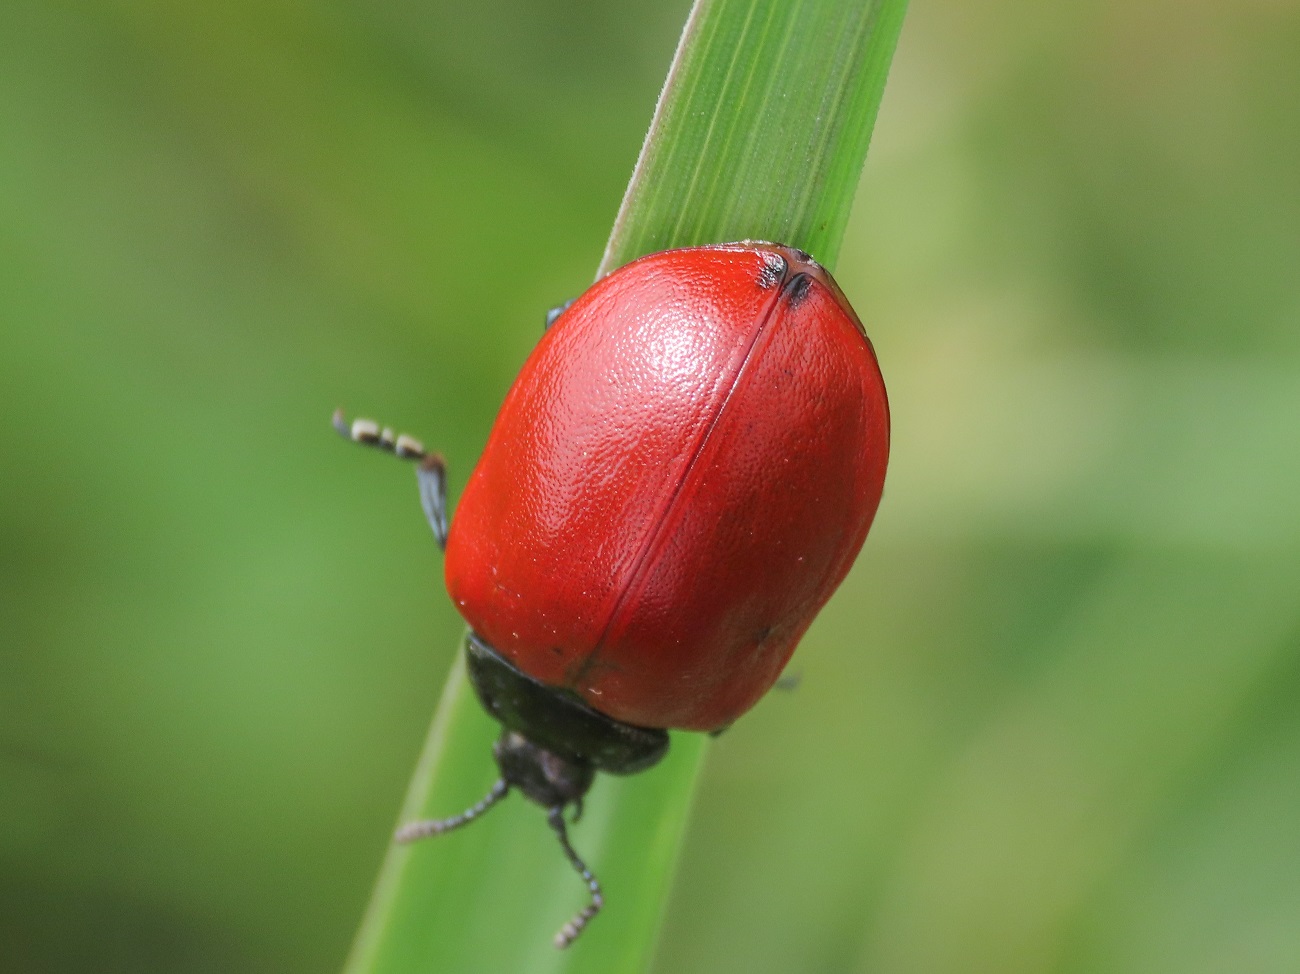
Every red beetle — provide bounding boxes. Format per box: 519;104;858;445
336;242;888;947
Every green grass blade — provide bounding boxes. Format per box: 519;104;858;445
601;0;908;276
344;1;906;971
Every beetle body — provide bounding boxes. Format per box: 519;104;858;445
338;242;888;948
445;243;889;731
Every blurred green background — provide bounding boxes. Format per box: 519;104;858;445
3;0;1299;972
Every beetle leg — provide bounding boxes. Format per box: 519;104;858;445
415;455;448;550
544;298;575;331
773;671;802;692
547;806;603;949
333;409;449;550
394;778;509;843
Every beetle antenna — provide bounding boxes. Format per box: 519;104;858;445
547;806;603;949
333;409;448;548
394;779;509;843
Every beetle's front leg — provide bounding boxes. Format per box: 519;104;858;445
333;410;449;550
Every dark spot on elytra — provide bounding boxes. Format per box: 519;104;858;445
756;252;787;289
783;273;812;308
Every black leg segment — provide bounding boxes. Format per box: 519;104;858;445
547;806;603;949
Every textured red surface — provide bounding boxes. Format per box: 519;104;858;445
444;244;889;731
